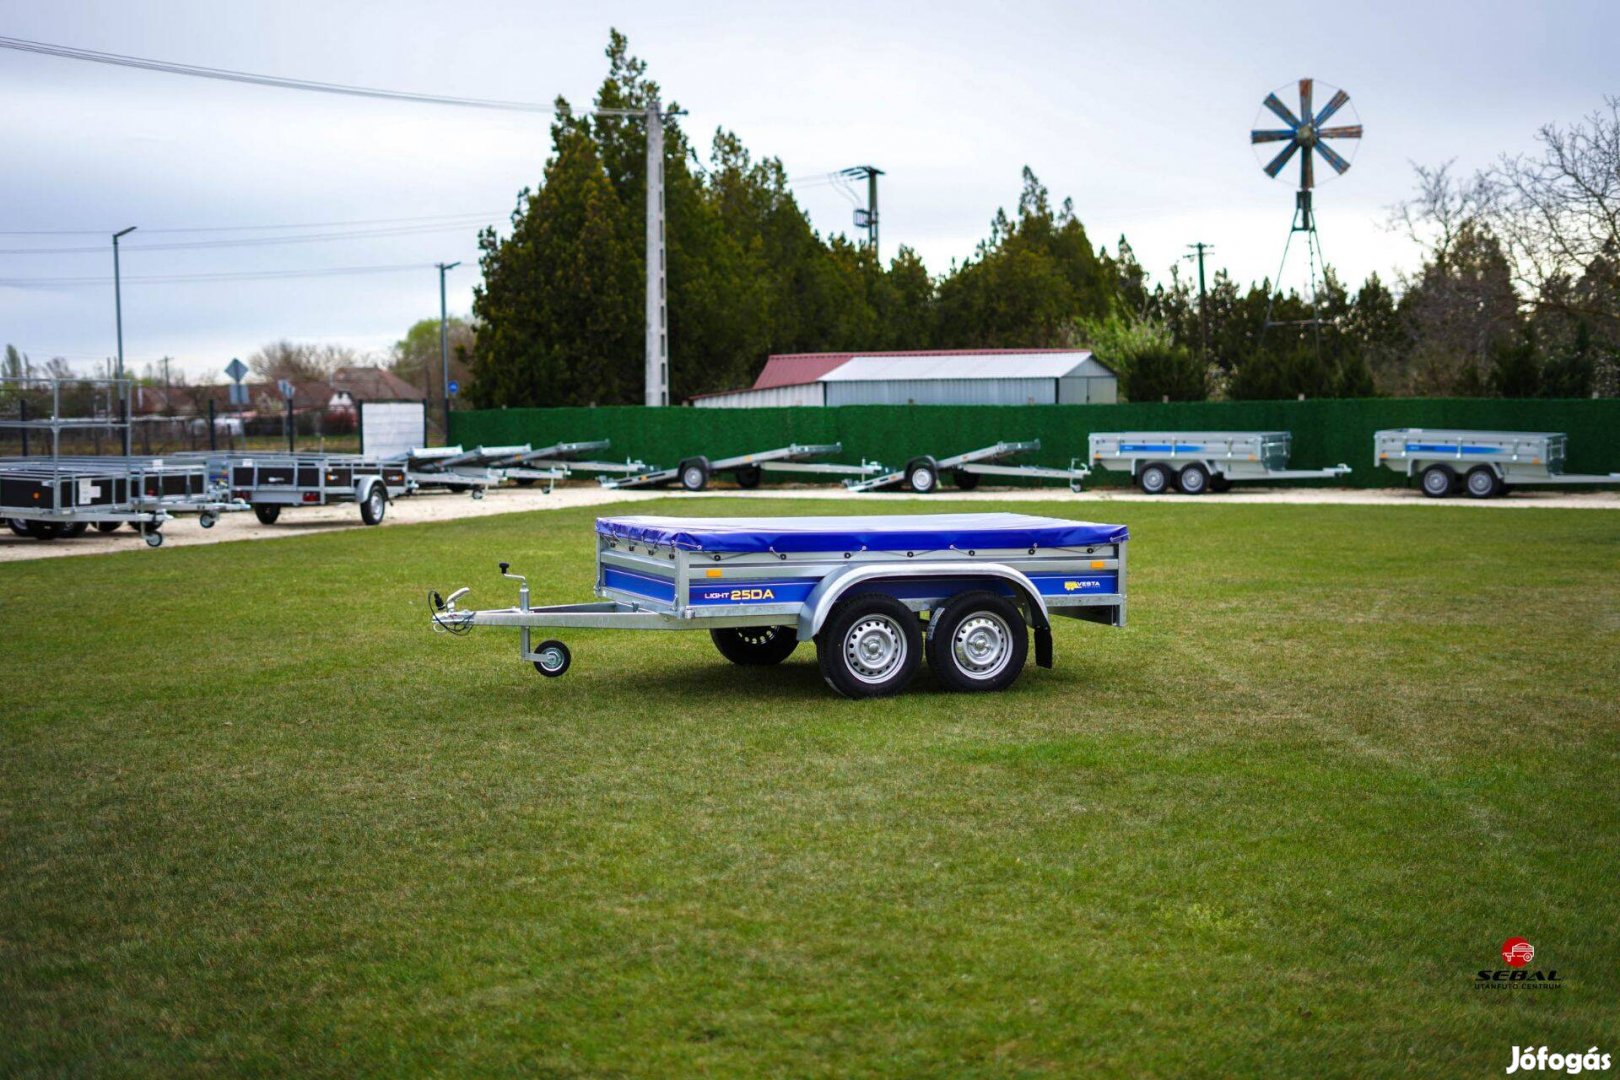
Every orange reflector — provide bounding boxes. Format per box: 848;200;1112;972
1091;560;1106;569
705;569;722;578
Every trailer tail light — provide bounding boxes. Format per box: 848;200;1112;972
302;492;319;503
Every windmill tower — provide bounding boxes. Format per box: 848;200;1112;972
1250;78;1362;333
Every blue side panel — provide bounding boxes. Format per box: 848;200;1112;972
601;566;676;603
688;579;818;606
1404;443;1501;456
1118;443;1200;453
1027;571;1119;596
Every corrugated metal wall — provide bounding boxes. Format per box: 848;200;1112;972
453;398;1620;489
692;384;824;408
1058;376;1116;405
826;379;1063;406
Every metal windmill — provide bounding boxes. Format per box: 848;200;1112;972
1250;78;1362;332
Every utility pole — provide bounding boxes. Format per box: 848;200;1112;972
644;98;667;406
1186;241;1214;366
113;225;136;454
840;165;884;258
436;260;460;442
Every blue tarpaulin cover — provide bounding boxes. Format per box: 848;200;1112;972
596;513;1129;553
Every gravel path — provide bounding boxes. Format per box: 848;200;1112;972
4;482;1615;563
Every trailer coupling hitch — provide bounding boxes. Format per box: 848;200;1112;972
428;586;475;633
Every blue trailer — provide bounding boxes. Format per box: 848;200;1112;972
430;513;1129;698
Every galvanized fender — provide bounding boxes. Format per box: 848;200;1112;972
353;476;387;502
795;560;1050;642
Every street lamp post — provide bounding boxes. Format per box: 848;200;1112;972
113;226;136;453
436;261;460;443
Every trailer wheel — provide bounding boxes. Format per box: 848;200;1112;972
1139;463;1172;495
26;521;64;540
710;625;798;665
7;519;29;537
1209;475;1233;493
927;590;1028;692
471;487;485;501
360;484;387;525
532;640;571;677
1465;467;1501;499
144;531;164;549
905;457;939;494
62;522;89;538
1421;465;1455;499
199;512;219;529
951;470;980;491
1177;463;1210;495
734;465;763;489
679;458;710;492
513;477;536;487
95;521;122;534
817;594;922;698
253;504;281;525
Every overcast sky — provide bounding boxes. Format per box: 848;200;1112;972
2;0;1615;380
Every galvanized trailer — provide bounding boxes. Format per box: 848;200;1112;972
489;440;646;485
1087;431;1351;494
1374;428;1620;499
1;460;173;545
602;443;885;492
391;445;504;497
429;513;1128;698
847;440;1090;494
221;453;410;525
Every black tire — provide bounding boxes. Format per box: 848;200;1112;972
1139;463;1172;495
1209;475;1233;493
199;512;218;529
951;470;980;491
734;465;763;489
532;639;571;677
1421;465;1455;499
26;521;64;541
513;477;536;487
1465;466;1501;499
1177;463;1210;495
360;484;387;526
7;519;29;537
710;625;798;665
144;531;164;549
95;521;122;533
905;456;939;494
927;590;1029;693
816;593;922;698
62;522;89;538
253;503;282;525
679;458;710;492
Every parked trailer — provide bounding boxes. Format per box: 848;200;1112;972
1374;428;1620;499
221;453;409;525
429;513;1128;698
1087;431;1351;494
602;443;885;492
489;440;646;485
847;440;1090;494
1;460;169;545
391;445;501;497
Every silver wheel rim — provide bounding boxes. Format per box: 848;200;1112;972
684;467;703;488
844;615;907;684
539;647;564;671
1468;472;1492;495
1425;471;1449;494
911;469;934;492
1143;469;1164;492
951;612;1013;680
1181;470;1204;492
370;491;383;514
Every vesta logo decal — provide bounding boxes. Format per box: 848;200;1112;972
1063;579;1103;591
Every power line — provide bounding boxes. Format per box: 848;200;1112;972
0;261;459;288
0;35;557;112
0;211;504;237
0;219;496;256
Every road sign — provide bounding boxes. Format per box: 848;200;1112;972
277;378;295;400
228;383;249;405
224;357;248;383
448;380;460;397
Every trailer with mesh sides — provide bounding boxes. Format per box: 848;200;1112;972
1087;431;1351;494
429;512;1127;699
1374;429;1620;499
1;460;170;546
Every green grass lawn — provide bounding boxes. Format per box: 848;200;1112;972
3;499;1617;1077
